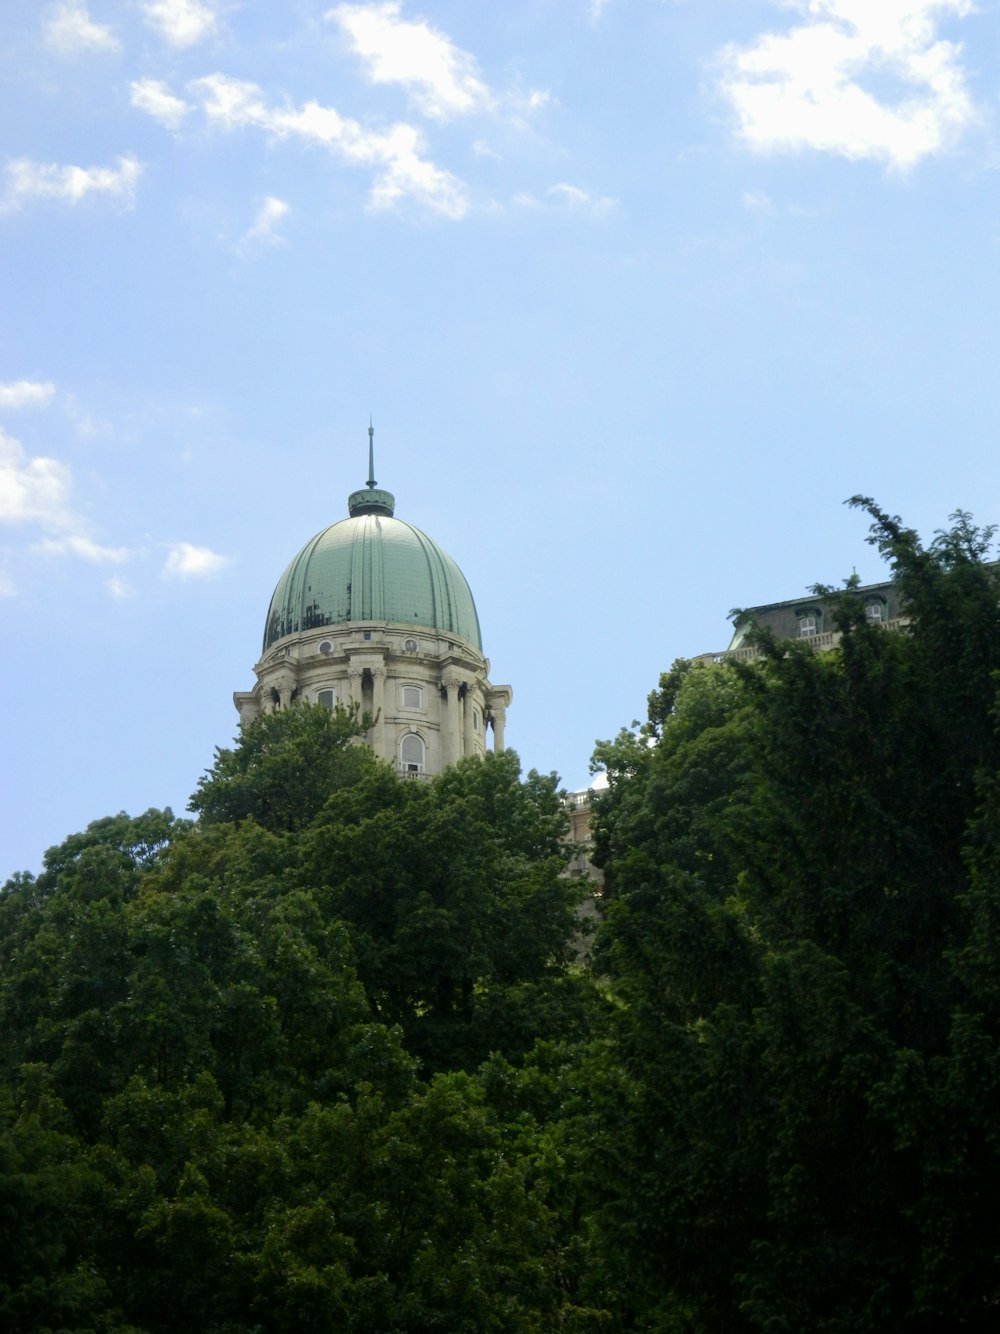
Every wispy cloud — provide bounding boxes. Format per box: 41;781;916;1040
588;0;614;23
514;182;617;217
328;2;495;121
0;156;142;213
0;380;56;410
547;182;617;215
327;1;547;125
106;575;135;599
141;0;218;49
35;533;129;562
742;189;775;214
719;0;977;171
131;78;190;129
44;0;121;55
163;541;231;578
238;196;290;252
185;73;468;217
0;427;127;564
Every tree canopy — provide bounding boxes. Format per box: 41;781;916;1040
6;502;1000;1330
589;501;1000;1329
0;706;602;1331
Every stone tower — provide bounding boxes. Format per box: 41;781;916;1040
234;428;511;776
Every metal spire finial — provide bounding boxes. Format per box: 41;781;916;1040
348;417;394;516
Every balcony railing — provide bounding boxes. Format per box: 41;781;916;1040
693;617;910;666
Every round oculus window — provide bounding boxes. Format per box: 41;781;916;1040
318;641;333;655
404;638;418;653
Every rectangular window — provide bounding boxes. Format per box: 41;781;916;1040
318;689;335;709
865;603;883;623
400;733;425;774
401;684;423;709
799;616;817;638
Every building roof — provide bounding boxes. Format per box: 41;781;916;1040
262;440;483;652
726;578;900;651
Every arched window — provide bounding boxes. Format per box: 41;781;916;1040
400;733;425;774
317;688;336;709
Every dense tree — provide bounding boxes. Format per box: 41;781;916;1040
11;502;1000;1330
188;700;378;833
0;704;602;1330
590;502;1000;1330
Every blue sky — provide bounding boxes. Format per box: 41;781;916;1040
2;0;998;878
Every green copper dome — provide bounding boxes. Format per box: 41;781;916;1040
262;435;482;652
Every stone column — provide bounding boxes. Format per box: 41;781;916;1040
462;685;475;758
371;665;387;761
442;676;461;766
276;670;297;708
491;704;506;753
347;665;364;713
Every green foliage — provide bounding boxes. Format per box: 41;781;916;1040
18;500;1000;1329
189;701;376;831
298;749;582;1071
591;504;1000;1330
0;707;603;1329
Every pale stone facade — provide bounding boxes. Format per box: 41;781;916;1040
234;619;511;776
691;577;909;665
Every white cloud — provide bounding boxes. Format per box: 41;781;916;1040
742;188;776;214
189;73;469;217
328;2;548;124
515;182;617;216
328;1;494;120
719;0;977;170
106;575;135;599
163;541;231;578
238;196;290;252
0;156;142;213
131;78;191;129
0;429;70;527
0;380;56;410
0;570;15;598
588;0;614;22
142;0;217;49
547;182;617;215
44;0;121;55
35;533;129;563
0;426;127;564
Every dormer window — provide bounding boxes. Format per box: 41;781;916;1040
794;603;823;639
